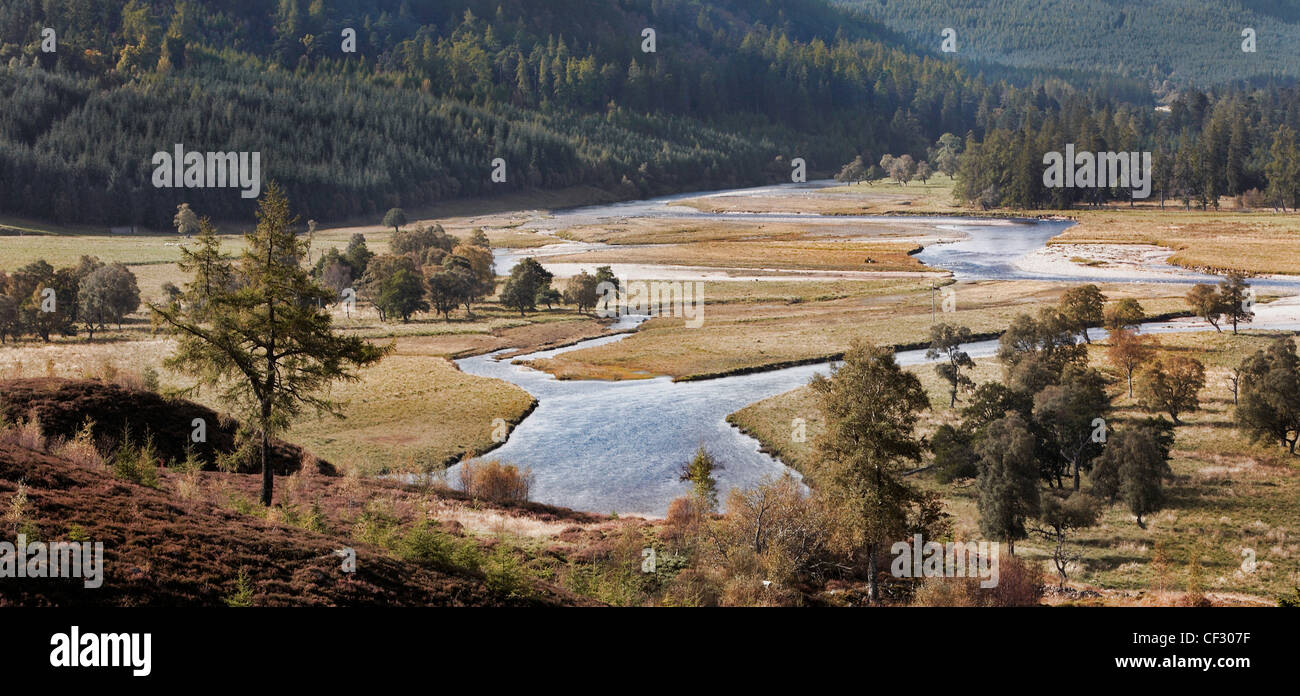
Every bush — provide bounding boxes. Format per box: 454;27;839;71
985;555;1044;607
910;555;1043;607
395;522;483;573
52;419;101;467
483;543;533;599
459;460;533;503
110;434;160;488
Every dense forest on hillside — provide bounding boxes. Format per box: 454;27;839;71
839;0;1300;85
0;0;1023;227
952;84;1300;211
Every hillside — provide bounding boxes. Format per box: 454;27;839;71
839;0;1300;85
0;379;603;606
0;0;1000;228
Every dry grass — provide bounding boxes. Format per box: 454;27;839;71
527;279;1190;380
286;355;535;476
671;176;964;215
543;239;928;273
1048;209;1300;276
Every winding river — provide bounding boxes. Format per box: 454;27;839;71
452;182;1300;516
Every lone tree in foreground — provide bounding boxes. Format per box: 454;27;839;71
152;184;389;505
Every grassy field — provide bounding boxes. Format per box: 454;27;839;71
526;279;1191;380
1048;209;1300;276
670;176;965;215
543;239;928;273
286;354;536;476
727;330;1300;602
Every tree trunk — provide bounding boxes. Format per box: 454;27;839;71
866;543;879;604
260;401;273;506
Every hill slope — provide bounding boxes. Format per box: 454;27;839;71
839;0;1300;84
0;0;1001;227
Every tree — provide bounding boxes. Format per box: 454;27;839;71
976;412;1041;554
925;322;975;407
77;264;140;337
930;133;962;177
1137;356;1206;425
564;271;600;313
888;153;916;185
319;261;353;302
835;156;866;185
427;268;469;319
1029;492;1100;588
376;266;429;322
1185;283;1226;332
997;308;1086;393
1033;366;1110;490
680;446;723;511
1058;284;1105;344
1235;337;1300;454
1265;124;1300;211
593;266;620;312
173;203;200;236
343;234;374;278
1218;272;1254;334
809;340;929;603
929;424;979;483
0;292;18;344
1107;328;1157;398
381;207;408;234
151;183;389;506
536;287;562;310
1093;426;1172;528
1103;298;1145;332
449;243;495;312
391;224;456;258
914;160;932;184
500;258;553;316
176;218;234;320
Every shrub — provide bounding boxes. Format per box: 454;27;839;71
483;543;532;599
52;419;101;467
460;460;533;503
223;569;255;607
7;414;48;452
110;434;160;488
5;480;29;533
985;555;1044;607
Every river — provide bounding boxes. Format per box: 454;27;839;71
452;182;1300;516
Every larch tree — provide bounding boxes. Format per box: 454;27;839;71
151;184;390;505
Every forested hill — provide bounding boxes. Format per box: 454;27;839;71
0;0;1015;228
839;0;1300;86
